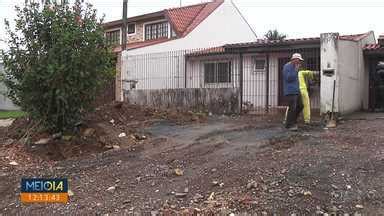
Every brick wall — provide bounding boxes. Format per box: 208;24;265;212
128;22;145;43
115;52;123;101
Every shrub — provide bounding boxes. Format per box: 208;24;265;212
2;1;115;132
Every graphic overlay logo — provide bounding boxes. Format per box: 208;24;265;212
20;178;68;204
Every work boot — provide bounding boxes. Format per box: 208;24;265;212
288;125;298;131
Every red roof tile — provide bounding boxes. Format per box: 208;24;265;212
186;46;226;56
225;37;320;48
363;44;381;51
166;4;206;36
225;32;373;48
339;32;371;41
166;0;224;37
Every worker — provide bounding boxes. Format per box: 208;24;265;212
282;53;304;131
284;69;319;125
298;70;318;124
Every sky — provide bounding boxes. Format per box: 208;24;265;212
1;0;384;50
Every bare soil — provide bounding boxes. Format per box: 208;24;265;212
0;104;384;215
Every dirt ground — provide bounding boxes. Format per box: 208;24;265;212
1;104;384;215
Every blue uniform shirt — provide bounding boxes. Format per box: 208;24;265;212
282;62;300;96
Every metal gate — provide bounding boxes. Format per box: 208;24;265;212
241;48;321;113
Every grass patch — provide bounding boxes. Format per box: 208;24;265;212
0;110;26;119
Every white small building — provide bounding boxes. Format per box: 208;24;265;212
183;32;376;115
0;59;19;110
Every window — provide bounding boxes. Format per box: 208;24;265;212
145;21;168;40
204;62;231;84
171;29;177;38
254;58;266;72
105;29;120;46
128;23;135;35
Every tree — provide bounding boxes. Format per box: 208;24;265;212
264;29;287;41
2;1;115;132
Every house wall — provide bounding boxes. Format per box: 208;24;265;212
320;33;340;114
125;88;240;114
186;54;240;89
320;32;375;115
0;62;19;110
124;51;186;90
124;1;256;55
127;21;145;43
185;51;320;111
338;40;361;114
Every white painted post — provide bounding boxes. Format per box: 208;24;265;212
320;33;339;114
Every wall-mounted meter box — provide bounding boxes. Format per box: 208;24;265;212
323;69;335;77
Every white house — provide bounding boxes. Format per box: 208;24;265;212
182;31;377;115
121;31;379;115
0;59;19;110
103;0;257;100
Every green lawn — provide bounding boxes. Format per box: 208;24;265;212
0;110;26;119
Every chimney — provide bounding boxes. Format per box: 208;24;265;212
379;35;384;46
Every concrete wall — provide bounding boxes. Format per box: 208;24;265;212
0;62;19;110
124;88;240;114
124;1;257;55
320;32;375;115
320;33;339;114
338;40;361;114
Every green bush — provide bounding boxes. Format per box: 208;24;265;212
2;1;115;132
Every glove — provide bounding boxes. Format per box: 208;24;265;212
312;71;320;77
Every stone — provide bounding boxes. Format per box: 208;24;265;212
193;193;203;200
118;133;126;138
150;211;159;216
184;187;189;193
52;132;62;140
9;161;18;166
62;135;73;141
68;190;74;197
211;168;217;172
0;119;14;127
113;145;121;150
34;138;51;145
247;181;257;189
106;186;116;192
174;168;184;176
355;204;364;209
83;128;95;137
329;205;338;212
175;192;187;198
303;191;312;196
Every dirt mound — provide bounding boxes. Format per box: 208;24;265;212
0;102;207;164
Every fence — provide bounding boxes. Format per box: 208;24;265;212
121;47;321;114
